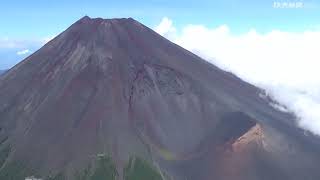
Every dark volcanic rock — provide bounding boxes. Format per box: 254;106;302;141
0;16;320;180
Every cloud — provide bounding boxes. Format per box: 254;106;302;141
155;17;320;135
155;17;176;40
16;49;31;55
42;36;55;44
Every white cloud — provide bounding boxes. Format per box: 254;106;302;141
155;17;320;135
42;36;55;44
17;49;31;55
155;17;176;40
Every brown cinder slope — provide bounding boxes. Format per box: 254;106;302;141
0;16;320;180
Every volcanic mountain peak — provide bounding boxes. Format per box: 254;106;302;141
37;15;166;71
73;16;139;32
70;15;144;35
1;17;320;180
79;15;135;23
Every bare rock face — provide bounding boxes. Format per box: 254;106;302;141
0;16;320;180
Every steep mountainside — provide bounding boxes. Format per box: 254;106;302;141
0;70;6;75
0;16;320;180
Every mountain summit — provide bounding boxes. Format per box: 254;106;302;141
0;16;320;180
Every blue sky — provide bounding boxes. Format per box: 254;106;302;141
1;0;319;69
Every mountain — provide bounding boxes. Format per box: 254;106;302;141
0;70;6;75
0;16;320;180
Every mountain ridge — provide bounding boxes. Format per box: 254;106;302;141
0;70;6;75
0;16;320;180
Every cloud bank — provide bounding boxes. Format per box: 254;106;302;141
155;17;320;135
